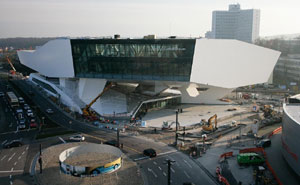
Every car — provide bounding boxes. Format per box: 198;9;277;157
16;108;23;114
46;108;54;114
3;140;23;148
69;135;85;142
237;153;265;165
18;97;25;104
0;92;4;97
29;118;37;128
104;140;118;147
143;148;157;158
26;109;34;117
23;104;30;110
18;119;26;129
256;138;271;148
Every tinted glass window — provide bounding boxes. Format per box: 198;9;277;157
71;39;195;81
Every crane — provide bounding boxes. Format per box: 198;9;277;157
82;82;113;118
6;56;16;75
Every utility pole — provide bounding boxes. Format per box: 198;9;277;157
164;159;175;185
175;110;178;146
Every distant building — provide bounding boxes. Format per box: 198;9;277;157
207;4;260;43
273;54;300;91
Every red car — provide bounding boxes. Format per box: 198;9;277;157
30;119;37;128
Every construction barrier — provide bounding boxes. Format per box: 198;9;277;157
268;126;282;138
219;151;233;161
239;147;283;185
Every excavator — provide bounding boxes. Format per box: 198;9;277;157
202;114;218;133
82;82;113;120
6;56;16;75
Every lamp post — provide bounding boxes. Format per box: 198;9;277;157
164;159;175;185
40;117;45;132
174;110;178;146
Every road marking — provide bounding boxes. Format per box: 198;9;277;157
183;159;192;168
1;155;7;161
10;180;12;185
184;170;191;179
58;137;66;143
21;151;25;155
163;172;167;176
1;140;7;145
153;161;157;165
10;175;12;179
8;153;16;162
148;168;157;178
14;127;19;133
11;168;13;172
14;162;17;166
171;167;175;173
158;166;162;171
18;156;21;160
25;146;29;150
0;170;23;173
133;156;149;161
157;150;177;156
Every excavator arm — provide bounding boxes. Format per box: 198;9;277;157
6;56;16;74
82;83;113;117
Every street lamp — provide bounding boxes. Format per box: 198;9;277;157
174;110;178;146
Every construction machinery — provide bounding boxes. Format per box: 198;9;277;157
262;105;275;118
162;121;180;130
202;114;218;133
82;83;113;119
6;56;16;75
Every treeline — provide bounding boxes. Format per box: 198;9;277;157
0;37;56;49
255;38;300;56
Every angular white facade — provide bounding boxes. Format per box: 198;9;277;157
17;38;280;116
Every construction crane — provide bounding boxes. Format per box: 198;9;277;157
6;56;16;75
202;114;218;133
82;82;113;118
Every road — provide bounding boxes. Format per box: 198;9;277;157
4;79;219;185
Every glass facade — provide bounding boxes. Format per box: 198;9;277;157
71;39;195;81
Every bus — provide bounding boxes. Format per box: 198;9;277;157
6;91;19;107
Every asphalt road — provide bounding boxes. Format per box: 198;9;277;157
9;79;219;185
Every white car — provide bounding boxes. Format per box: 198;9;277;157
46;108;54;114
27;109;34;117
69;135;85;142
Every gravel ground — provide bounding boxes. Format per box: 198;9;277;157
35;142;143;185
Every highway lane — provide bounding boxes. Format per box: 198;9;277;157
13;79;218;185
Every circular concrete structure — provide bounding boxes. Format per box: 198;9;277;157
59;143;122;177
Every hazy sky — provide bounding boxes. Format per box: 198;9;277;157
0;0;299;38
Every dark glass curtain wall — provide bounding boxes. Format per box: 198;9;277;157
71;39;195;81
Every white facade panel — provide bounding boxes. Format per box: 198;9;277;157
17;39;74;78
191;39;281;89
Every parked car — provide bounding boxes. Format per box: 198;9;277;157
237;153;265;165
256;139;271;148
69;135;85;142
143;148;157;158
18;97;25;104
19;119;26;129
23;104;30;110
26;109;34;117
29;118;37;128
4;140;23;148
46;108;54;114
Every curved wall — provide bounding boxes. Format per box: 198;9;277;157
282;104;300;176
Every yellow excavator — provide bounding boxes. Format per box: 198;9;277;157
82;83;113;119
202;114;218;133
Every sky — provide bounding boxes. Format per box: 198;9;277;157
0;0;299;38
